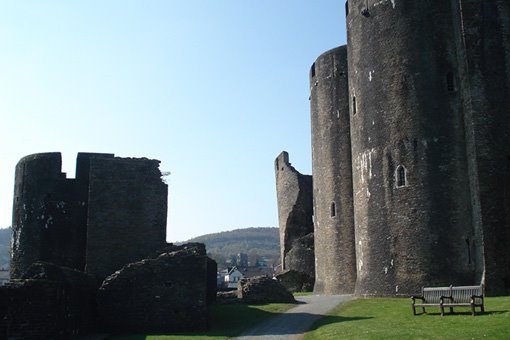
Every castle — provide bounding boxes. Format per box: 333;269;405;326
276;0;510;296
3;152;217;337
10;152;168;280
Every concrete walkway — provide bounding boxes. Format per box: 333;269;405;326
237;294;353;340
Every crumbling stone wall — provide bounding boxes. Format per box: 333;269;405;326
283;232;314;289
85;156;168;279
274;151;314;279
97;246;212;333
0;280;65;339
7;151;219;336
10;152;168;281
276;269;314;293
10;153;91;278
237;275;295;304
0;262;98;339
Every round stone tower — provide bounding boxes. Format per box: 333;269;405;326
454;0;510;295
310;46;356;294
10;153;88;279
346;0;478;295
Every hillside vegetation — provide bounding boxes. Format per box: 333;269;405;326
0;227;10;270
186;227;280;268
0;226;281;271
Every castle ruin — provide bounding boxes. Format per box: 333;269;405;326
276;0;510;296
3;152;217;338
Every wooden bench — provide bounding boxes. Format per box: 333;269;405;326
411;286;451;316
411;285;484;316
441;285;484;316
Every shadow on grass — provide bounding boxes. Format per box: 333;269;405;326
414;310;509;317
107;302;370;339
303;315;373;332
238;312;373;337
107;303;300;339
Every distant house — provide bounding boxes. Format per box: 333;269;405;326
0;270;9;286
224;267;244;289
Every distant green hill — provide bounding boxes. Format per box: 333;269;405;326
0;226;281;271
186;227;280;269
0;227;10;270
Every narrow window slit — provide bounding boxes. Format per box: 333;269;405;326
331;202;336;217
396;165;407;188
466;239;472;264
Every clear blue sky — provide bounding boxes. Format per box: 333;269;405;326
0;1;347;242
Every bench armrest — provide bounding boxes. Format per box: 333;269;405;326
471;295;484;303
411;296;424;303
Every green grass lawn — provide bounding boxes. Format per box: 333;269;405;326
305;296;510;339
109;302;294;340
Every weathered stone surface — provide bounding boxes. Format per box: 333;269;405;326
85;156;168;279
0;280;65;339
10;152;168;282
155;242;217;304
274;152;314;273
276;269;314;293
347;0;481;296
274;1;510;297
22;261;98;287
284;232;315;281
22;261;99;333
0;262;99;339
310;46;356;295
216;290;240;304
10;153;94;278
97;246;212;333
237;275;295;304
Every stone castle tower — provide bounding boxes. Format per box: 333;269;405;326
10;152;168;280
277;0;510;296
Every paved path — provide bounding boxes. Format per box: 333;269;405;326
237;294;353;340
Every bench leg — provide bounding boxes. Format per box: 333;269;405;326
440;306;444;316
481;305;485;313
422;307;426;314
471;304;475;316
449;307;453;314
412;305;416;316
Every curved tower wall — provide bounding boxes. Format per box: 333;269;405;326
347;0;477;295
11;153;89;278
310;46;356;294
274;151;314;273
455;0;510;294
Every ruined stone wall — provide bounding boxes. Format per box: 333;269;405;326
0;275;96;339
274;151;313;274
310;46;356;295
85;157;168;279
454;0;510;295
0;280;64;339
97;247;210;333
11;152;168;282
10;153;89;278
347;0;476;295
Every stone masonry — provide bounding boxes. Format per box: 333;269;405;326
274;151;314;282
276;0;510;297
